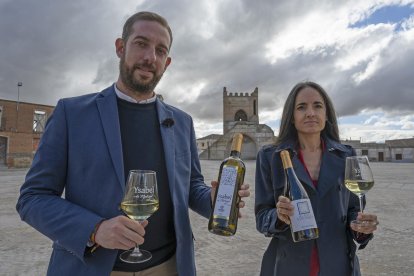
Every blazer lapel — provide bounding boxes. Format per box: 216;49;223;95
317;150;345;198
292;155;316;193
156;99;175;198
96;87;125;191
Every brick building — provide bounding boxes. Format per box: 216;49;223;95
0;99;54;168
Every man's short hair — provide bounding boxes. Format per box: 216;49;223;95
122;11;173;50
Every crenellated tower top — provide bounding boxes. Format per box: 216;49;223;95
222;87;259;133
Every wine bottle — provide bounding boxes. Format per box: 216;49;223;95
208;133;246;236
280;150;318;242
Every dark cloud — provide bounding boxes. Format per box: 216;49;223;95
1;0;413;132
0;0;123;105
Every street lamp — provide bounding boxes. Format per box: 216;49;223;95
16;82;22;132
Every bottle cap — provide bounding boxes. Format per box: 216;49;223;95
231;133;243;152
280;150;293;168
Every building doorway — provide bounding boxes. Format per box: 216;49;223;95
0;136;7;165
378;152;384;162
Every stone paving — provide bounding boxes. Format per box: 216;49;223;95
1;161;413;276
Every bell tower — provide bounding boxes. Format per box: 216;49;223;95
222;87;259;133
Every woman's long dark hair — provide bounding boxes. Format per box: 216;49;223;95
276;81;340;145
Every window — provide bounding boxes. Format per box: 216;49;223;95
234;109;248;121
253;100;257;115
0;106;3;129
395;153;402;160
362;149;368;156
33;110;47;133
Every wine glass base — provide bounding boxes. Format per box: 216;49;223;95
120;249;152;263
350;220;378;227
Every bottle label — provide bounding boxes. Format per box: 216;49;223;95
213;166;237;218
290;199;317;232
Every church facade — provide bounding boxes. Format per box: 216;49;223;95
197;87;275;160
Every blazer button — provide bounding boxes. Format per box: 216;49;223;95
342;215;347;222
338;184;342;191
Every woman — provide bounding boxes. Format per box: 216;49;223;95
255;81;378;276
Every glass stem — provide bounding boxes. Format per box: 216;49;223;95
129;219;144;257
130;245;143;257
358;194;364;213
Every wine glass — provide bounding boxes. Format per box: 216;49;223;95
344;156;375;226
119;170;159;263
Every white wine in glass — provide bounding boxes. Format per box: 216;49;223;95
119;170;159;263
344;156;374;226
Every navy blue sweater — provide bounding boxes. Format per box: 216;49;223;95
114;98;176;272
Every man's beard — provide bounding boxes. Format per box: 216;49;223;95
119;56;163;95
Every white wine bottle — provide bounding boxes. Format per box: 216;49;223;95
208;133;246;236
280;150;319;242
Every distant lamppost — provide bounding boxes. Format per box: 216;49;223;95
16;82;22;132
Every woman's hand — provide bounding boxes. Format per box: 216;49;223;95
350;212;379;234
276;195;294;224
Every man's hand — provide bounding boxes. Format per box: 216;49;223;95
94;215;148;250
210;180;251;218
210;180;218;203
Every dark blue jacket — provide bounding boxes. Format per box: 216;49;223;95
16;86;212;276
255;138;372;276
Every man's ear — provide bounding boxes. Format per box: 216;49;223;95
164;57;172;71
115;38;124;58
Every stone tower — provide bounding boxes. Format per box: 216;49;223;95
223;87;259;133
198;86;275;160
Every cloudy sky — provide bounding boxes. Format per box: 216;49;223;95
1;0;414;142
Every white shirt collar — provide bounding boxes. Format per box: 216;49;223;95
113;83;157;104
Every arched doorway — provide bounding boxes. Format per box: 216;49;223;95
234;110;248;122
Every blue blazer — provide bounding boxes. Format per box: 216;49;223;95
16;86;212;276
255;138;372;276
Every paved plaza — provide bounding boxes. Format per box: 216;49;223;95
1;161;413;275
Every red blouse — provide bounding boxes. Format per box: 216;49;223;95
297;147;321;276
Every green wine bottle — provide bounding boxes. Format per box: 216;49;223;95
208;133;246;236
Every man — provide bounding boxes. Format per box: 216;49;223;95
16;11;250;276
